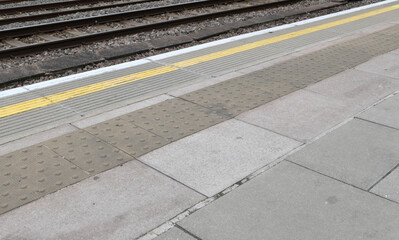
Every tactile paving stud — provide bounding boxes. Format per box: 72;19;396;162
0;144;88;215
43;130;133;175
181;80;277;117
86;117;170;157
121;98;228;141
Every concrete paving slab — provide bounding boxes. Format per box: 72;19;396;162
140;119;300;197
237;90;353;142
357;93;399;130
306;69;399;108
0;160;204;240
356;52;399;80
371;166;399;202
155;227;196;240
178;161;399;240
287;119;399;190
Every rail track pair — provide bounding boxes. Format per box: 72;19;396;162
0;0;302;59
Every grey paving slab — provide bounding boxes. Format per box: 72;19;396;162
155;227;196;240
287;119;399;190
306;69;399;108
357;93;399;130
0;160;204;240
179;161;399;240
237;90;353;142
140;119;300;197
371;166;399;202
356;52;399;80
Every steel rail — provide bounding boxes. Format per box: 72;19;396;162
0;0;299;58
0;0;145;14
0;0;236;39
0;0;161;25
0;0;36;5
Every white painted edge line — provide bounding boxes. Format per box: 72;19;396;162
0;58;151;99
0;0;397;99
24;58;151;91
0;87;29;98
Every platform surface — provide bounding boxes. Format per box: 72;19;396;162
1;1;399;239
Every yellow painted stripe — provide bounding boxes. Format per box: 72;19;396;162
1;3;398;118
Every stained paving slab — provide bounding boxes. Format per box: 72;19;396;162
178;161;399;240
287;119;399;190
306;69;399;108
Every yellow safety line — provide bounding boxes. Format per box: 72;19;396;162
1;3;399;118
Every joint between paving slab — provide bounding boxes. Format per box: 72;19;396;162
70;125;208;197
354;68;399;81
354;117;399;131
368;162;399;192
234;118;306;143
43;143;91;175
82;122;208;197
175;225;203;240
138;143;305;240
285;159;399;205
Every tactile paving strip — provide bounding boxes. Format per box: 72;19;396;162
0;144;88;215
181;78;285;117
44;130;133;175
120;98;229;142
85;117;170;157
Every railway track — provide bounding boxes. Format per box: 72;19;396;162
0;0;161;25
0;0;37;5
0;0;152;15
0;0;300;59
